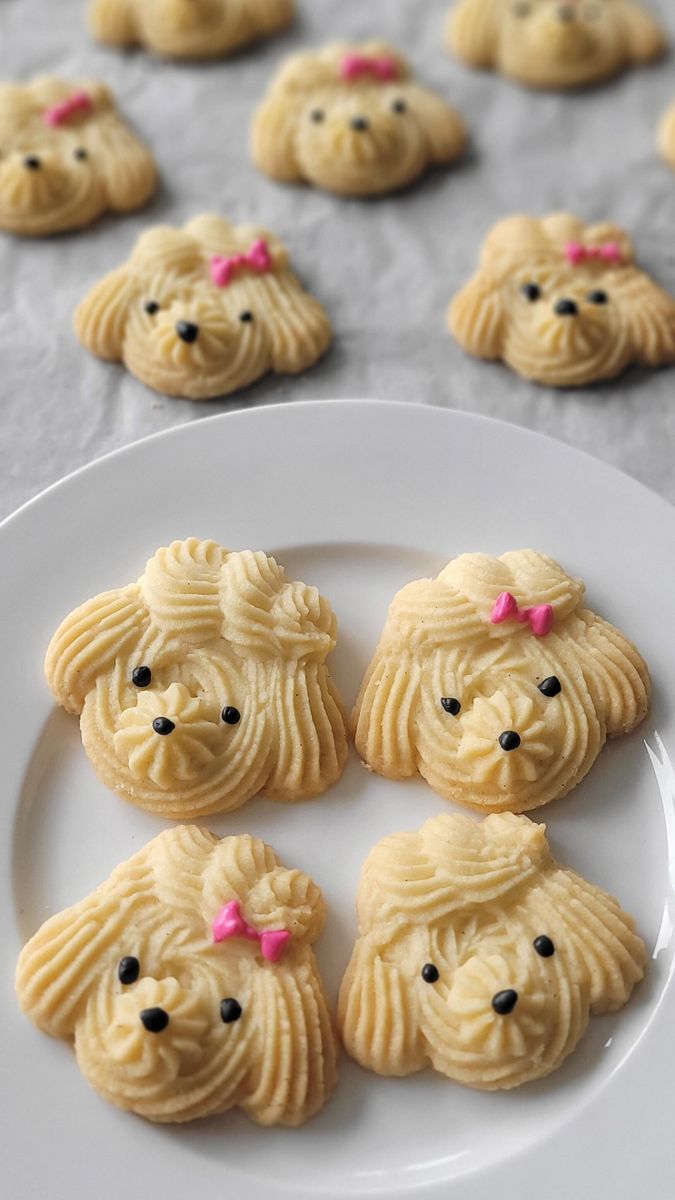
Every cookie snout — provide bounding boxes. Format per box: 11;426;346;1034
114;681;225;789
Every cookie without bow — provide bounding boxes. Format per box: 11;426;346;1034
448;212;675;387
89;0;294;60
74;214;332;399
446;0;666;90
658;101;675;169
353;549;650;813
252;40;466;197
339;811;646;1090
17;826;337;1124
45;538;348;818
0;77;155;236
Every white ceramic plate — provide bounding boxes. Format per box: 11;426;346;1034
2;400;674;1200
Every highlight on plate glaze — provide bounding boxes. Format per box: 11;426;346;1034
339;811;646;1089
448;212;675;387
74;214;332;400
445;0;667;90
0;77;156;235
252;40;467;197
16;827;338;1125
88;0;295;60
354;549;650;812
44;537;348;817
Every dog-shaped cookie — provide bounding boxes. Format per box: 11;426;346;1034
339;811;646;1090
354;550;650;813
17;826;338;1124
0;78;156;236
658;101;675;169
88;0;294;60
446;0;666;89
448;212;675;387
75;214;332;399
45;538;348;818
252;41;467;197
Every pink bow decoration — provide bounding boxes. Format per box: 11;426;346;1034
210;239;272;288
212;900;290;963
340;53;399;83
43;90;93;127
491;592;554;638
565;241;623;267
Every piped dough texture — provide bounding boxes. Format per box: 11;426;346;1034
658;101;675;169
339;811;646;1090
74;214;332;400
448;212;675;388
17;826;338;1125
0;77;156;236
45;537;348;818
353;549;650;813
445;0;666;90
88;0;294;60
252;40;466;197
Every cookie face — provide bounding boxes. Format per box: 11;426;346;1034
446;0;666;89
448;212;675;387
0;78;156;235
339;811;646;1089
354;550;650;813
252;41;466;197
45;538;348;817
89;0;294;60
74;214;332;399
17;826;338;1124
658;102;675;169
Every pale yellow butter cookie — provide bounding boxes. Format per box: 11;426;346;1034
446;0;666;90
0;77;156;236
353;549;650;813
45;538;348;818
658;101;675;169
339;811;646;1090
89;0;294;60
17;826;338;1124
448;212;675;387
74;214;332;399
252;40;466;197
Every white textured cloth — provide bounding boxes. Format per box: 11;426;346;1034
1;0;674;519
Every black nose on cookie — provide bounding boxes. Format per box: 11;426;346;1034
176;320;199;344
498;730;521;751
23;155;42;170
491;989;518;1016
140;1006;170;1033
152;717;175;736
554;298;578;317
350;116;370;132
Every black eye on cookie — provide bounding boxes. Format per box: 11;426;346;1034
538;675;561;698
144;301;160;315
441;697;461;716
521;282;541;302
533;935;555;957
73;147;88;161
391;98;408;114
222;706;241;725
587;290;609;305
239;311;254;323
220;997;243;1023
132;666;152;687
118;956;140;985
421;963;440;983
310;109;325;123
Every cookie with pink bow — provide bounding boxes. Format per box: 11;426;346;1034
353;549;650;813
252;40;467;197
0;77;156;236
74;213;332;399
448;212;675;387
16;825;338;1125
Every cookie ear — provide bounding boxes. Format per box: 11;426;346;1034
264;661;348;801
613;270;675;367
338;937;426;1075
88;0;139;45
404;85;467;163
658;103;675;167
74;265;137;360
45;584;147;713
244;958;338;1125
92;118;157;212
447;0;501;66
261;272;332;373
567;613;650;737
219;550;336;660
448;271;506;360
617;1;667;62
251;93;305;182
